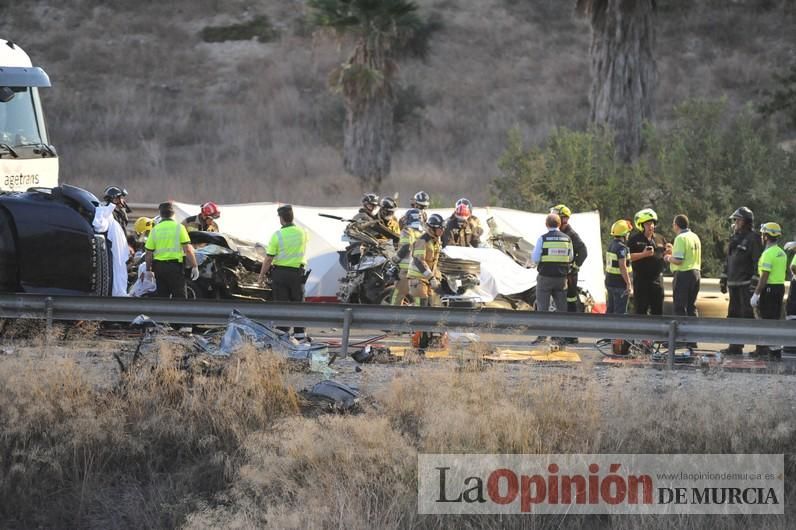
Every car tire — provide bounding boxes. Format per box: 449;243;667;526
93;235;111;296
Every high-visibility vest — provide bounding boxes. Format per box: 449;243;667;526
397;227;421;271
670;229;701;272
537;230;572;277
408;233;440;280
605;238;632;276
758;244;787;285
267;224;308;268
146;219;188;262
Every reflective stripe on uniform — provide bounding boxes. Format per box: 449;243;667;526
541;240;571;263
270;225;308;268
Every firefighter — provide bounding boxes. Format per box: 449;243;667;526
605;219;633;315
258;204;310;342
134;216;154;239
442;202;477;247
103;186;130;230
183;201;221;232
145;201;199;300
751;222;787;358
391;208;423;305
377;196;401;240
400;190;430;228
351;193;380;224
550;204;586;344
458;197;483;245
408;213;445;307
408;213;445;349
720;207;762;355
628;208;668;316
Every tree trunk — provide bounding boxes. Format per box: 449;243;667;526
343;88;394;189
585;0;656;162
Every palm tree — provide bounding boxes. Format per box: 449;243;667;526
308;0;422;188
577;0;657;162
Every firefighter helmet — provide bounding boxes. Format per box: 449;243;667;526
201;201;220;218
550;204;571;218
405;208;422;228
611;219;633;237
362;193;379;207
427;213;445;230
413;190;431;208
633;208;658;232
454;202;471;221
103;186;127;201
729;206;754;223
134;217;154;235
379;196;397;216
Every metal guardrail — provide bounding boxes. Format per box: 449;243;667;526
1;294;794;369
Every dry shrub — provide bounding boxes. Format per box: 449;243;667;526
0;345;298;528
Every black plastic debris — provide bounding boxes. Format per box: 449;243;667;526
304;380;361;412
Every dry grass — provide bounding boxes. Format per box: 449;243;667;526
0;344;298;529
1;1;794;205
181;366;796;529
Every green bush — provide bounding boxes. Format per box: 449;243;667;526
492;98;796;276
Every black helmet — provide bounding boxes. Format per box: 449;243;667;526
362;193;379;207
413;190;430;208
380;196;397;210
405;208;422;227
729;207;754;223
427;213;444;230
104;186;128;201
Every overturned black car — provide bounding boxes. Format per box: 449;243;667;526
0;184;111;295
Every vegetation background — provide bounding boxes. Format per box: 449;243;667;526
1;0;795;272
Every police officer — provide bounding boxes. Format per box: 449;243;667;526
145;201;199;299
751;222;787;358
258;205;310;342
549;204;585;344
531;213;573;324
183;201;221;232
391;208;423;305
104;186;131;230
720;207;762;355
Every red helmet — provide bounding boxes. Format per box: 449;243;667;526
454;203;471;221
201;201;220;218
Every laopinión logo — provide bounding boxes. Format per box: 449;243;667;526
418;454;784;515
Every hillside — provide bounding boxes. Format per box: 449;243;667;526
2;0;794;205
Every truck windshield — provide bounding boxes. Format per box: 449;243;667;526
0;87;48;149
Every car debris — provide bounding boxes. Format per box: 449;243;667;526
300;380;362;413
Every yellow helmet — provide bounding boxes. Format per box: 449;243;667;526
550;204;572;218
633;208;658;232
134;216;154;235
760;222;782;238
611;219;633;237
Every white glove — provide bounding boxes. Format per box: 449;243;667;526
750;293;760;307
429;278;440;290
190;266;200;281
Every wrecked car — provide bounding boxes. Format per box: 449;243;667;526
0;184;111;295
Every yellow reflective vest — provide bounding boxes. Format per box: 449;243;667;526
145;219;190;262
266;224;308;268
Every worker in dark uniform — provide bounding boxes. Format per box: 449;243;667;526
531;214;574;338
628;208;668;316
258;205;310;342
145;201;198;299
104;186;131;230
183;201;221;232
785;240;796;354
720;207;762;355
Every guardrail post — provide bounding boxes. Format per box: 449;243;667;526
44;296;54;354
340;308;353;360
667;320;678;371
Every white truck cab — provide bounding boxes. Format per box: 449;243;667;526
0;39;57;191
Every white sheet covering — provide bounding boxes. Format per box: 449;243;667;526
92;204;131;297
172;202;606;306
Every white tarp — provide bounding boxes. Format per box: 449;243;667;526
173;203;606;308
